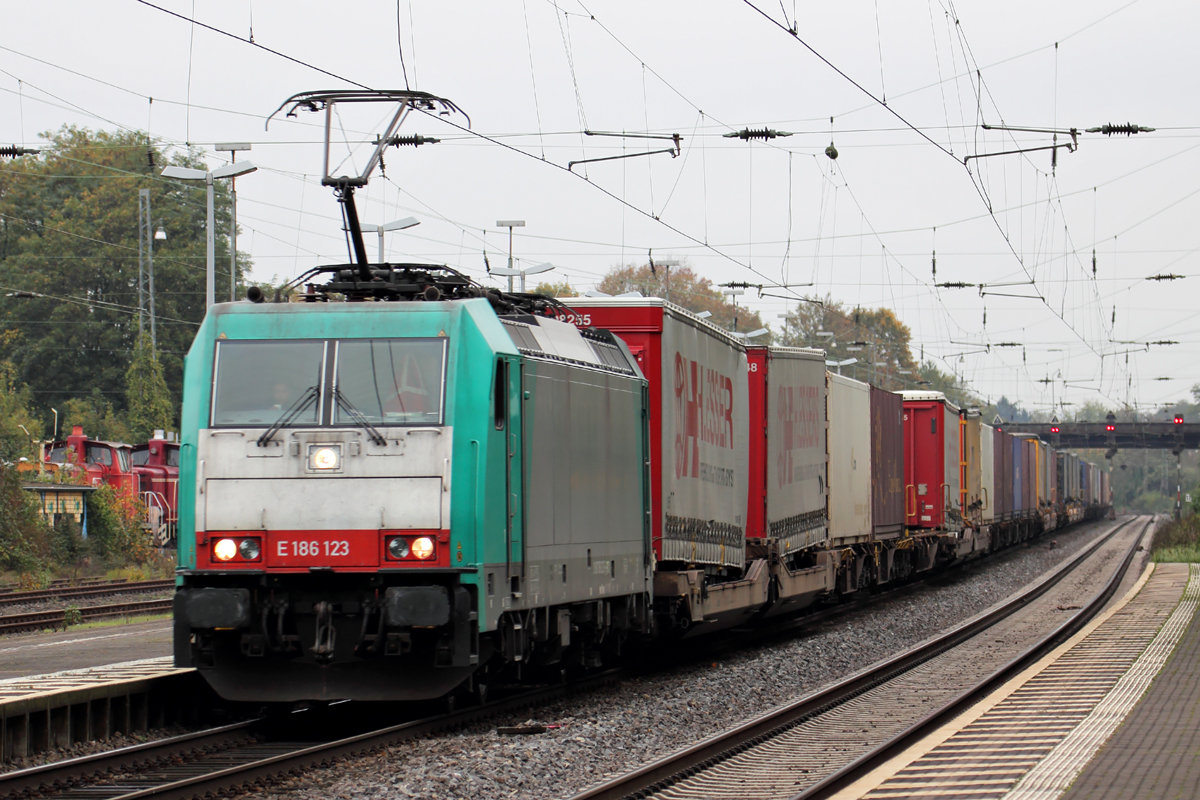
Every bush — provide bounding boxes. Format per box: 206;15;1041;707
1151;516;1200;563
0;465;50;573
85;485;150;566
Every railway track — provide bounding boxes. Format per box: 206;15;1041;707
0;600;174;636
0;670;625;800
568;515;1152;800
0;580;174;608
0;577;117;596
0;517;1131;798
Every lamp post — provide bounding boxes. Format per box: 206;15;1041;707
654;257;680;304
826;357;857;375
360;216;420;263
723;288;745;332
492;261;556;292
496;220;526;292
215;143;252;302
162;161;257;309
137;188;169;352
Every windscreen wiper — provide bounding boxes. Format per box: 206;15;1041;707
257;386;320;447
333;387;387;446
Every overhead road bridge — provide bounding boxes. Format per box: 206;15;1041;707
1000;421;1198;452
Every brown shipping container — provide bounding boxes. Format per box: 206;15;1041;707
870;385;904;538
995;428;1012;520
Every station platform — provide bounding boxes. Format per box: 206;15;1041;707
832;560;1200;800
0;619;172;681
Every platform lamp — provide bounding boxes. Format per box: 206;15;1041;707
492;261;556;292
360;216;420;263
161;161;257;309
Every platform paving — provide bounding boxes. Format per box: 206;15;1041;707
0;619;172;681
1060;565;1200;800
831;561;1200;800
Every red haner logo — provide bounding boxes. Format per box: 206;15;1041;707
777;385;820;487
674;353;734;478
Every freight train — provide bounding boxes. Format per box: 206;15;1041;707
171;266;1111;703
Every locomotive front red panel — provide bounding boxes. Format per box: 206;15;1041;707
267;530;379;568
904;401;945;529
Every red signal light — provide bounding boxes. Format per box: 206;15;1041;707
1106;424;1116;432
1050;426;1059;433
1175;415;1184;424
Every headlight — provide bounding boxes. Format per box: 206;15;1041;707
388;537;410;559
213;538;238;562
238;538;261;561
411;536;436;560
309;446;340;470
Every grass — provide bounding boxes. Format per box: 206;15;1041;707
1150;515;1200;563
66;613;172;631
1152;543;1200;563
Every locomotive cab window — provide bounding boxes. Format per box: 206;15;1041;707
333;339;446;426
85;445;112;467
493;359;507;430
211;340;325;427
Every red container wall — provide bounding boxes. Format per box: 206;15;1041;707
565;299;749;569
746;349;768;541
747;347;827;554
871;386;904;537
904;401;946;529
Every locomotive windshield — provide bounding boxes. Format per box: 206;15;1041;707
334;339;446;426
209;338;446;428
211;340;324;427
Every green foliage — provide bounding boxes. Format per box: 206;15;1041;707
777;297;916;390
84;484;150;566
62;605;83;627
1151;515;1200;562
597;263;769;337
914;361;979;409
0;466;50;572
62;389;132;443
0;346;42;462
125;333;174;440
0;126;246;419
532;279;577;298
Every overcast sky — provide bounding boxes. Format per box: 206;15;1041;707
3;0;1197;415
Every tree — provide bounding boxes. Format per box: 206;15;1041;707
777;296;917;390
0;126;247;420
596;263;769;337
915;361;981;409
61;390;132;443
125;333;174;440
995;396;1032;423
532;279;576;298
0;466;49;572
0;343;43;462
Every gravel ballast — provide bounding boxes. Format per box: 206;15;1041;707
240;517;1139;800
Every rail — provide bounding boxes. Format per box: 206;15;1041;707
567;515;1148;800
0;579;174;608
0;599;173;635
